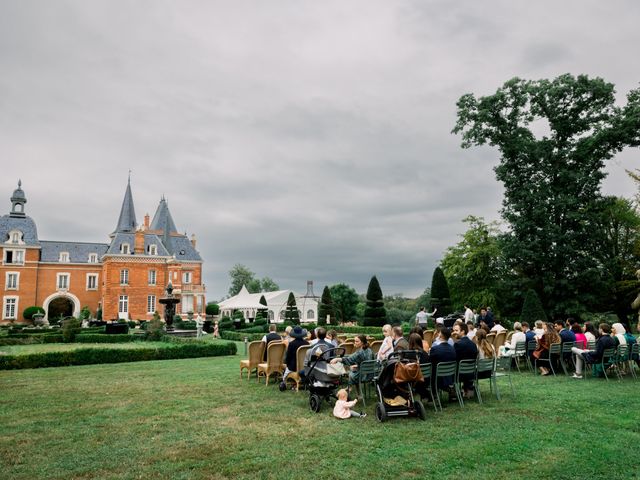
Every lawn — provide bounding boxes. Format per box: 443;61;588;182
1;346;639;480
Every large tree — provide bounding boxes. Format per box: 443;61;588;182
440;216;505;313
363;275;387;327
328;283;359;323
453;74;640;316
227;264;279;296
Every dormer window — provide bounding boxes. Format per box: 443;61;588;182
121;243;130;254
148;244;157;256
88;253;98;263
5;230;24;245
59;252;70;263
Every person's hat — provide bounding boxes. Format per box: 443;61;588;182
290;325;308;338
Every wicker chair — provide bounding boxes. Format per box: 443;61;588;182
239;341;265;380
257;341;286;385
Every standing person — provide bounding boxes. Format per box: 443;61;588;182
212;320;220;338
415;307;436;328
571;323;616;379
464;304;475;324
279;326;308;391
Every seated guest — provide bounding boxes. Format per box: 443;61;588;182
611;323;628;347
282;325;293;346
571;323;617;379
279;326;308;391
392;326;409;351
533;320;545;338
490;320;506;333
475;329;496;360
466;320;477;341
432;323;454;347
407;333;430;363
522;322;536;342
429;328;457;401
452;322;478;398
555;319;576;365
533;322;561;376
572;323;588;350
326;329;339;348
261;324;282;361
583;322;597;345
502;322;526;356
330;335;374;387
307;328;318;345
410;325;429;351
377;324;394;361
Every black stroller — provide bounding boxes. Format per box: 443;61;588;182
304;346;346;413
375;351;427;422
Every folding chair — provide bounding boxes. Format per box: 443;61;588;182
535;342;561;376
419;362;437;412
357;360;379;407
559;341;575;376
525;340;537;372
495;355;514;398
475;358;496;404
434;361;459;411
455;359;478;407
512;341;527;373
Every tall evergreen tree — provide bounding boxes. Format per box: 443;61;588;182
363;275;387;326
255;295;268;323
520;289;548;324
430;267;452;316
317;286;335;326
284;292;300;325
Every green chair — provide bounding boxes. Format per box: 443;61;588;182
512;341;527;373
595;347;617;381
535;342;561;376
434;361;459;411
455;359;478;406
628;343;639;380
525;340;537;372
559;341;575;376
614;344;629;380
495;355;514;398
419;362;436;412
357;360;379;407
475;358;496;404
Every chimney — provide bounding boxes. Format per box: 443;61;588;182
144;213;150;229
191;233;196;248
134;229;145;254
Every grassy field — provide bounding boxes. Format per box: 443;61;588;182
1;343;639;480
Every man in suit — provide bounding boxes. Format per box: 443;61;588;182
261;324;282;361
452;322;478;398
477;308;495;330
555;319;577;368
392;326;409;351
429;327;457;401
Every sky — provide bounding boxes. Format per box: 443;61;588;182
1;1;638;301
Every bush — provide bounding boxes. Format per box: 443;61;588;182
363;275;387;327
218;317;233;331
220;331;265;342
75;334;141;343
386;308;414;326
236;326;266;334
144;318;165;341
23;306;45;320
520;289;548;324
127;321;138;328
206;303;220;316
284;292;300;325
254;318;268;327
0;341;237;370
62;318;82;343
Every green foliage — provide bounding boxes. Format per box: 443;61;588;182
62;318;82;343
440;216;505;312
218;317;233;331
520;289;548;324
329;283;359;323
430;267;452;315
363;275;387;327
22;306;45;320
386;308;414;326
254;295;268;323
96;307;102;321
206;303;220;316
228;264;280;296
79;306;92;320
144;317;165;341
284;292;300;325
317;286;336;326
453;74;640;317
0;342;237;370
75;334;141;343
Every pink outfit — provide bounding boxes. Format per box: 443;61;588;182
574;332;587;349
333;399;357;419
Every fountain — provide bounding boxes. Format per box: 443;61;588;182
159;282;181;332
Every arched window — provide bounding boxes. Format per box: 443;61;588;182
307;309;315;320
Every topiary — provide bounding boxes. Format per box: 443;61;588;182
317;286;336;326
206;303;220;316
430;267;452;316
23;306;45;320
284;292;300;325
520;289;548;324
62;317;82;342
363;275;387;327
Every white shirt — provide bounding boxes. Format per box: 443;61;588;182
464;308;474;323
416;311;428;324
490;324;506;333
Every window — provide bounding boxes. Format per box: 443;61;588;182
307;309;315;320
182;272;192;284
118;295;128;314
182;295;193;313
10;231;23;244
268;310;274;321
4;249;25;265
148;269;157;286
6;272;19;290
57;273;70;290
196;295;203;313
3;297;18;320
148;244;157;255
59;252;69;263
121;243;130;254
88;253;98;263
86;274;98;290
120;269;129;285
147;295;156;314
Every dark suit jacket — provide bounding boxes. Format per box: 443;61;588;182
454;336;478;361
430;342;457;390
559;329;576;343
393;337;409;351
284;338;308;371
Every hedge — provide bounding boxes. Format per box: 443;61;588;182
221;331;265;342
0;335;64;345
75;334;142;343
0;341;237;370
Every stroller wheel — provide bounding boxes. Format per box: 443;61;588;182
309;394;321;413
415;400;427;421
375;403;386;423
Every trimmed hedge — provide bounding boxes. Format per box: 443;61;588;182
0;341;237;370
221;331;265;342
75;334;142;343
0;335;64;345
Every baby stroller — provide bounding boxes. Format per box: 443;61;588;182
375;351;427;422
304;346;346;413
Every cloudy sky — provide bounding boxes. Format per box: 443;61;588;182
1;1;638;301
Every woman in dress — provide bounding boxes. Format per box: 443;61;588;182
533;322;560;375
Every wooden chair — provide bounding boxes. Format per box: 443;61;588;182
284;344;311;391
257;341;286;385
337;334;348;343
423;330;435;346
506;331;514;342
370;340;383;355
341;342;355;356
239;341;265;380
486;332;497;347
493;331;507;350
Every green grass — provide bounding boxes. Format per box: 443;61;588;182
0;342;171;355
1;347;639;480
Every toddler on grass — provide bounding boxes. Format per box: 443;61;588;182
333;389;366;419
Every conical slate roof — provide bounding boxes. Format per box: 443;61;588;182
113;179;137;233
150;197;177;233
